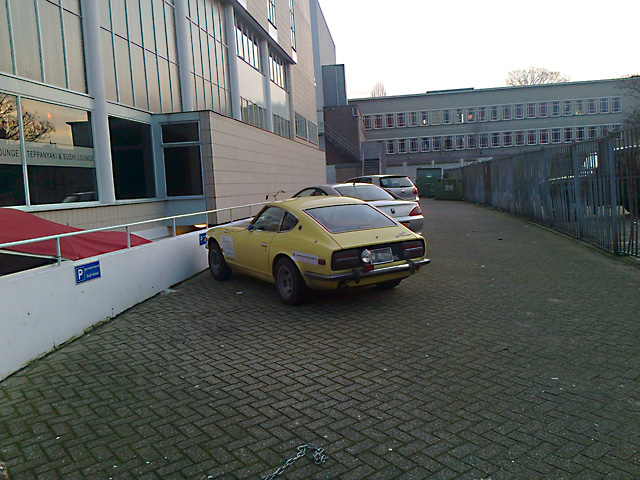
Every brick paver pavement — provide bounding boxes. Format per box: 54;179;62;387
1;199;639;479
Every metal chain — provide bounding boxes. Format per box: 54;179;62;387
261;443;327;480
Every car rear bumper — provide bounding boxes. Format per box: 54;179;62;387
304;257;431;282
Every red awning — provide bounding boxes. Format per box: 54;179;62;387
0;208;151;261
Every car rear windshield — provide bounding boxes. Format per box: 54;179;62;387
379;176;414;188
335;184;395;201
304;204;397;233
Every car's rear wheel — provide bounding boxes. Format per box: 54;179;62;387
208;240;231;281
275;257;308;305
376;279;402;290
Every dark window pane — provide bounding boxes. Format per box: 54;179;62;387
163;146;202;196
0;94;25;206
27;165;96;204
161;122;199;143
109;117;155;199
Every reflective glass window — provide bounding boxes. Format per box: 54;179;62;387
21;99;96;205
114;35;134;106
162;122;199;143
0;94;25;206
63;10;87;93
10;0;42;81
126;0;143;45
131;44;148;109
146;52;161;112
0;1;12;74
101;29;118;101
38;0;66;88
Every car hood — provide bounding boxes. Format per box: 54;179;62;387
330;225;418;249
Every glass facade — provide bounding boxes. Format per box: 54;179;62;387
0;93;96;206
161;122;202;197
99;0;181;113
1;0;86;92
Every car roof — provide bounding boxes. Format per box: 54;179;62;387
276;195;366;210
366;174;410;178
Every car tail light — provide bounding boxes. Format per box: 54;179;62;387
412;186;418;195
410;206;422;216
401;240;424;259
331;249;360;270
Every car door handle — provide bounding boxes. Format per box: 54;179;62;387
261;242;268;247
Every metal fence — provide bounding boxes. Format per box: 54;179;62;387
449;127;640;257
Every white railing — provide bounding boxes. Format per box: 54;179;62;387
0;202;267;266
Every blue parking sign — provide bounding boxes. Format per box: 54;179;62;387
200;232;207;246
75;261;101;284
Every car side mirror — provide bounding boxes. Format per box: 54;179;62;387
247;224;255;231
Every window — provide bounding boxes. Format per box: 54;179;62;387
538;102;548;117
420;137;430;152
163;140;203;197
527;130;537;145
269;52;287;89
514;104;524;119
612;96;621;113
242;98;266;128
109;116;155;200
552;128;562;143
374;114;383;129
503;131;513;147
267;0;276;27
515;131;524;146
295;112;308;140
539;129;549;144
289;0;296;50
564;128;573;143
491;133;500;148
563;100;572;116
420;111;429;125
442;109;452;124
588;126;598;139
526;103;536;118
552;101;561;116
479;133;488;149
587;99;597;114
600;98;609;113
455;135;465;150
396;112;406;127
410;138;419;152
386;140;396;154
467;134;476;149
467;108;476;123
490;106;499;121
574;99;584;115
363;115;372;130
576;127;585;142
398;138;407;153
253;206;285;232
273;114;291;138
409;111;418;127
308;122;318;145
432;137;441;151
443;136;453;150
454;109;464;123
385;114;395;128
477;106;487;122
502;105;512;121
0;94;25;206
600;125;609;137
431;111;441;125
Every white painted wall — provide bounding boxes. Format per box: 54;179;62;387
0;231;208;380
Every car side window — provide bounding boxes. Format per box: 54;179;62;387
280;212;299;231
252;207;285;232
294;188;316;197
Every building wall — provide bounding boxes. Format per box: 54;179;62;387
352;79;634;169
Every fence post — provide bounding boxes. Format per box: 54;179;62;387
571;145;584;238
56;238;61;266
604;138;619;254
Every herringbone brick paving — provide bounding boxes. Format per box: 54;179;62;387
1;199;639;479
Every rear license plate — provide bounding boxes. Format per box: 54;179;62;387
371;247;393;264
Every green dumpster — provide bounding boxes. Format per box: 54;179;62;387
416;167;442;197
434;178;463;200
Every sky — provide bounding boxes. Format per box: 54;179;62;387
316;0;640;99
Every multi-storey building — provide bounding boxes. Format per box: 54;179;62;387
351;79;635;178
0;0;331;233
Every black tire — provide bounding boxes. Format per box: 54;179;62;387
376;279;402;290
274;257;309;305
208;241;231;281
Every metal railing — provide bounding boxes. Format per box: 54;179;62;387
449;127;640;257
322;122;361;159
0;202;267;267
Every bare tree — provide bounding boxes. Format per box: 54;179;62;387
371;81;386;97
618;74;640;128
0;94;54;142
505;67;570;86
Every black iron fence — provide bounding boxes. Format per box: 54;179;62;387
448;127;640;257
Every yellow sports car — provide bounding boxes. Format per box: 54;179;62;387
205;196;430;304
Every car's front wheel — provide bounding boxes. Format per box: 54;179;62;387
208;240;231;281
274;257;308;305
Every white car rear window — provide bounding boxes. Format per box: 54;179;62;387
305;204;396;233
379;176;414;188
